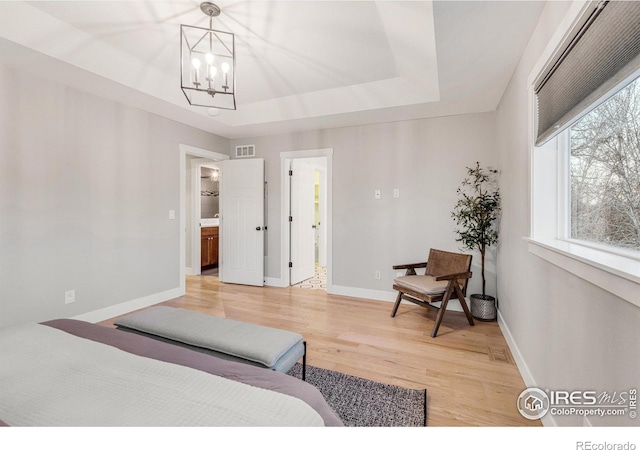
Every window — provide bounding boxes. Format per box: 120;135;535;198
567;74;640;254
527;1;640;308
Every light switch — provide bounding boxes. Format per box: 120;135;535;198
169;210;176;220
374;189;381;200
65;290;76;304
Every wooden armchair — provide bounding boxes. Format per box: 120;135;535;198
391;249;474;338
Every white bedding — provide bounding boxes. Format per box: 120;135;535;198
0;323;324;426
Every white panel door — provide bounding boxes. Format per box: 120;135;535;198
290;160;316;285
220;158;264;286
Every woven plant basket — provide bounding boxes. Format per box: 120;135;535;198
470;294;496;321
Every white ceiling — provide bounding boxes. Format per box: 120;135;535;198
0;1;546;139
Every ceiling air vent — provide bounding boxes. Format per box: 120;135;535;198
235;145;255;158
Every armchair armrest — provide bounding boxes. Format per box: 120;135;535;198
435;271;472;281
392;262;427;270
393;262;428;277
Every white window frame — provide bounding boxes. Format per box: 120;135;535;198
527;1;640;309
557;131;571;242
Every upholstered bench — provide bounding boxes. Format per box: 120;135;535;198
114;306;306;379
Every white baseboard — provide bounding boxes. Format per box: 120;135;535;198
330;285;396;302
71;287;182;324
329;285;465;312
264;277;287;288
497;310;556;427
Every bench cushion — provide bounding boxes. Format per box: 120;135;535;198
114;306;303;369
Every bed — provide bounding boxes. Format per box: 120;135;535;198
0;319;343;427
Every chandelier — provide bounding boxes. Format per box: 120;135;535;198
180;2;236;110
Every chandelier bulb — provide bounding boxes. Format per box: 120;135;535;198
221;62;230;73
191;58;201;86
205;53;214;65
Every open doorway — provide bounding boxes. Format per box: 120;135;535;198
179;145;228;292
280;148;333;293
290;159;327;290
189;157;221;278
198;163;220;278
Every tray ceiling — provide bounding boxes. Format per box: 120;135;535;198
0;1;546;138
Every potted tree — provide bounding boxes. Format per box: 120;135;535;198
451;162;501;320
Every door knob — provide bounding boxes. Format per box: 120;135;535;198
256;226;262;231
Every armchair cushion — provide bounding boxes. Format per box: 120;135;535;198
394;275;448;296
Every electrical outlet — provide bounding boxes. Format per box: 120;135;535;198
393;189;400;198
374;189;381;200
375;271;381;280
64;290;76;304
169;210;176;220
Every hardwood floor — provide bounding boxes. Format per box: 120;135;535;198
99;275;540;427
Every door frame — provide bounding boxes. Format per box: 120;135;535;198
280;148;333;293
179;144;229;295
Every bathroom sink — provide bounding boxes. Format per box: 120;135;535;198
201;218;219;227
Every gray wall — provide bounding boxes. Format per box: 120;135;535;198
496;1;640;426
0;65;228;329
231;112;497;296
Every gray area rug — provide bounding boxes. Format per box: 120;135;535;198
287;363;427;427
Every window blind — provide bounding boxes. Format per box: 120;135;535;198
534;1;640;146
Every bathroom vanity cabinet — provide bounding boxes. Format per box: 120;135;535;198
201;226;219;267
